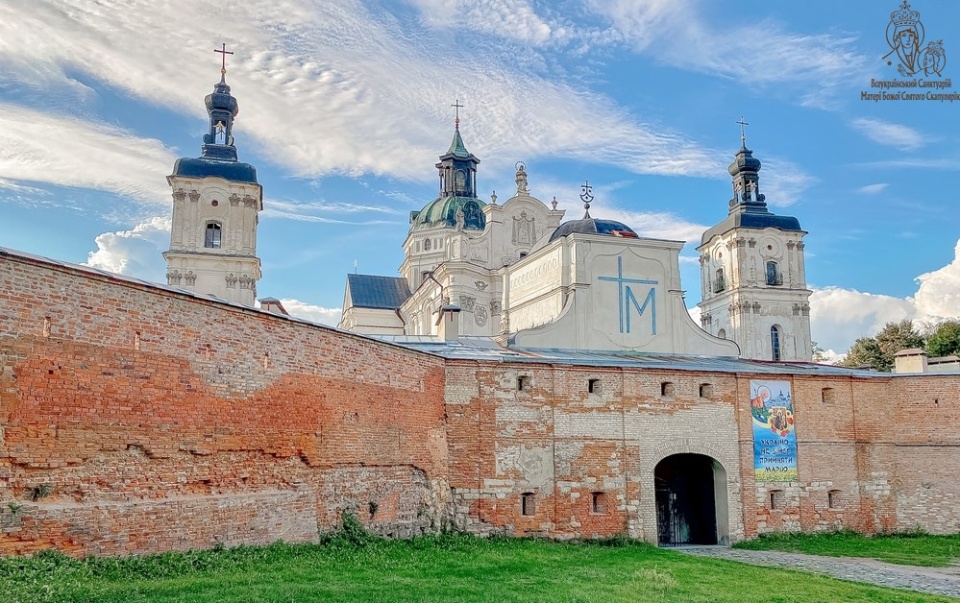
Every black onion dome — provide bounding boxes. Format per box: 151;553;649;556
728;145;761;175
549;217;637;242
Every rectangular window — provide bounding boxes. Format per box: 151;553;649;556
769;490;785;510
821;387;835;404
588;378;600;394
521;492;536;516
591;492;606;514
517;375;531;391
204;223;222;248
828;490;841;509
660;382;675;398
699;383;714;398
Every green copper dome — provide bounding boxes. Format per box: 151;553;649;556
410;195;486;230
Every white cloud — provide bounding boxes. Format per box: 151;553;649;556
588;0;865;91
261;198;403;224
849;118;925;151
914;238;960;322
0;0;721;194
809;286;915;353
278;298;342;326
84;217;171;283
808;238;960;353
0;104;174;206
407;0;553;45
857;183;889;195
760;159;816;207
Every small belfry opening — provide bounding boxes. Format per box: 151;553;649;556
654;454;728;546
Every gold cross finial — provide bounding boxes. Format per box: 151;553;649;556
215;43;234;76
451;99;464;128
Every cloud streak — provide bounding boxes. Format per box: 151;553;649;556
0;0;722;191
0;103;174;207
850;118;925;151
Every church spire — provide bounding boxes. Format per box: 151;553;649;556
436;99;480;197
727;118;765;213
201;43;240;162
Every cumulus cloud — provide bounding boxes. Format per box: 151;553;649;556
849;118;925;151
808;238;960;355
809;287;916;355
84;217;171;282
914;238;960;322
277;298;342;327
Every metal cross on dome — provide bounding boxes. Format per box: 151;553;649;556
215;43;234;75
451;99;464;127
737;116;749;146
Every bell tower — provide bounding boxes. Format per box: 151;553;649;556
163;45;263;306
697;122;812;361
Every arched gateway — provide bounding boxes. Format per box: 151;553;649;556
654;454;729;546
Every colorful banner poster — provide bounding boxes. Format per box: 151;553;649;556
750;380;797;482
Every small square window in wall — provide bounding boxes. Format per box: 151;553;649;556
699;383;714;398
591;491;607;514
521;492;536;516
769;490;785;510
517;375;531;391
828;490;841;509
660;382;676;398
822;387;836;404
588;378;601;394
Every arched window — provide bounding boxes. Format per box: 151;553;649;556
204;222;222;248
766;261;781;285
423;238;431;251
717;328;726;339
770;325;782;361
714;268;725;293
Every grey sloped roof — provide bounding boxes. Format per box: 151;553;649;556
346;274;412;310
700;211;803;245
369;335;891;377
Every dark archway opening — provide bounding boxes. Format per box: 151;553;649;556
654;453;723;546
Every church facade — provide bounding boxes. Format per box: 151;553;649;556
340;119;806;362
0;69;958;558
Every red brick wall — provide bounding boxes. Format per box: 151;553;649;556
2;250;958;556
446;363;960;542
0;252;448;555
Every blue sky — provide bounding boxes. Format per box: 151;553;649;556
1;0;959;358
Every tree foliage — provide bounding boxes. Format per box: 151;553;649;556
840;337;889;371
839;319;924;372
925;320;960;358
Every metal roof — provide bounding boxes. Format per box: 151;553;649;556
370;335;888;377
346;274;412;310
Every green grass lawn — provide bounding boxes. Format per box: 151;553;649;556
0;533;956;603
735;531;960;568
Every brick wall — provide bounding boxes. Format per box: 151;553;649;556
0;252;448;555
1;249;958;556
446;363;960;543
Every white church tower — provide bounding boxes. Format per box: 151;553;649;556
697;127;812;361
164;50;263;306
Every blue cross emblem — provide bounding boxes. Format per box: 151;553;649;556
598;256;658;334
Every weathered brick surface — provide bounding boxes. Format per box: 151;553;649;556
0;253;447;555
1;251;958;556
447;365;960;543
